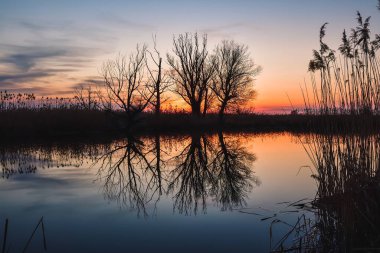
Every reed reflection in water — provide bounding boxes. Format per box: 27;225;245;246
274;133;380;252
309;133;380;251
0;142;106;179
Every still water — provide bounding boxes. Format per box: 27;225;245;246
1;132;374;252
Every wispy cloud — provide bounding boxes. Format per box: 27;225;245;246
0;16;119;95
200;22;260;39
0;72;52;83
97;13;156;31
0;47;67;72
69;77;104;91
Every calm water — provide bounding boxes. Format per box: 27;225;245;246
1;132;371;252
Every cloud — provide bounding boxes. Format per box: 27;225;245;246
0;72;52;83
0;16;134;95
69;78;104;90
0;43;105;94
0;44;102;69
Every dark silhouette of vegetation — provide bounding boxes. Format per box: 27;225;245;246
4;95;380;137
1;217;47;253
4;20;380;136
100;46;154;127
304;132;380;251
269;129;380;252
146;36;170;117
212;40;261;120
167;33;215;117
22;217;47;253
304;12;380;115
74;85;99;110
0;32;264;135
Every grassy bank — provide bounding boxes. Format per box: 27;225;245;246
2;109;380;138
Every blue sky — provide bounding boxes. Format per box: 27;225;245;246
0;0;379;110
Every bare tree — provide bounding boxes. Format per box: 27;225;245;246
212;40;261;120
100;45;153;125
167;33;215;117
146;36;170;116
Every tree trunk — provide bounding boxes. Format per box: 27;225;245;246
202;89;208;117
191;102;201;117
218;101;227;121
155;57;162;117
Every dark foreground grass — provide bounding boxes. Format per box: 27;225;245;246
2;110;380;139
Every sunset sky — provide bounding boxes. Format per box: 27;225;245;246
1;0;379;113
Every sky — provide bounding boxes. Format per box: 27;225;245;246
0;0;379;113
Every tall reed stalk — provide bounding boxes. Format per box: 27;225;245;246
303;12;380;115
298;132;380;251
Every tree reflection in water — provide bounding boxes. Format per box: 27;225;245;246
167;134;214;215
168;132;259;215
95;136;163;217
210;132;260;211
0;134;259;217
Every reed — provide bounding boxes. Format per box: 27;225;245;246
270;129;380;251
305;132;380;251
0;217;47;253
303;12;380;115
274;132;380;252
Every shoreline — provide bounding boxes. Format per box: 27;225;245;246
2;111;380;140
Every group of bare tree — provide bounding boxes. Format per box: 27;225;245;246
167;34;261;119
78;33;260;124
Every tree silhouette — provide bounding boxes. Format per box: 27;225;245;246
146;36;170;117
100;46;153;127
212;40;261;119
167;33;215;117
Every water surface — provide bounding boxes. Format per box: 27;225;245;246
0;133;319;252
